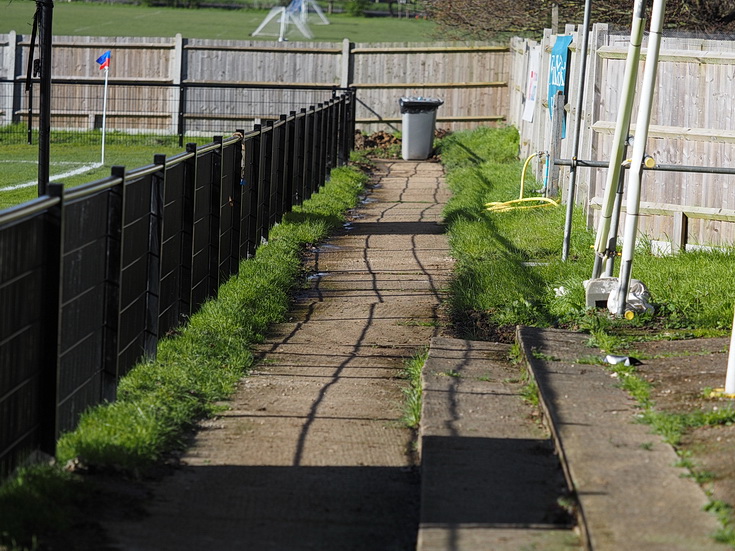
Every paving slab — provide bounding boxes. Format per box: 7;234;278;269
418;336;581;551
517;326;728;551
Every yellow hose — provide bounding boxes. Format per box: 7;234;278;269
485;152;558;213
519;152;538;200
485;197;559;213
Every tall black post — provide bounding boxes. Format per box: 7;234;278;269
37;0;54;196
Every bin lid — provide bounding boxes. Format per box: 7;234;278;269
399;96;444;114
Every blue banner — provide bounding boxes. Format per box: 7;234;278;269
548;35;573;138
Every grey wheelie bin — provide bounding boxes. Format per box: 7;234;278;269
399;97;444;160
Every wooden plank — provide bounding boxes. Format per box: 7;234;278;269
357;115;506;124
352;81;507;89
588;197;735;223
598;45;735;64
185;44;341;54
592;121;735;143
351;45;509;54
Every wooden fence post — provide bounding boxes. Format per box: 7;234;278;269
340;38;354;88
672;211;689;253
548;90;565;197
581;23;608;228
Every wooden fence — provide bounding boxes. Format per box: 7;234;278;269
509;23;735;251
0;34;510;136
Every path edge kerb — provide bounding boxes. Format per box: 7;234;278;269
515;325;592;551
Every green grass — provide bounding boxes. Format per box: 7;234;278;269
437;126;735;336
401;348;428;429
0;159;368;549
0;138;183;210
2;3;437;42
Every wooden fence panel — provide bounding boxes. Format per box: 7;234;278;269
0;34;510;135
351;41;509;132
509;24;735;250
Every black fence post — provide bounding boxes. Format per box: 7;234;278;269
182;143;197;318
328;98;338;174
307;105;319;200
256;123;272;245
102;166;126;398
26;83;33;145
316;103;326;190
211;136;223;289
284;112;296;212
242;129;259;258
301;107;311;203
338;93;349;167
39;182;64;456
145;154;166;359
178;83;187;148
229;132;244;268
293;110;305;207
269;117;284;229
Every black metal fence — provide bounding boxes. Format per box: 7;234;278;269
0;78;340;146
0;89;356;480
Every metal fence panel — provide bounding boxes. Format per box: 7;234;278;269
0;189;62;479
0;91;355;481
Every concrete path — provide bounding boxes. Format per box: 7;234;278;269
518;326;728;551
103;160;454;550
418;337;580;551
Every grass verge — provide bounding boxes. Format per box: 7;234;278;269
437;126;735;337
0;161;368;550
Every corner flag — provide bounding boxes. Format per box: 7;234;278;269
96;50;111;70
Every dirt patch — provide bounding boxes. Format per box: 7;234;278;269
353;129;452;159
621;336;735;519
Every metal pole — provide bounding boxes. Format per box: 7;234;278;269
555;157;735;176
591;0;647;278
37;0;54;196
603;160;627;277
614;0;667;316
561;0;592;262
101;65;109;165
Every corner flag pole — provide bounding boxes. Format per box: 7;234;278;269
101;65;109;164
96;50;111;164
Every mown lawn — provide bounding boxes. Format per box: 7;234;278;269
2;2;437;42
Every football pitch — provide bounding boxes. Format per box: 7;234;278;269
0;142;185;210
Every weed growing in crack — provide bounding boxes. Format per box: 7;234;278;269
401;348;428;429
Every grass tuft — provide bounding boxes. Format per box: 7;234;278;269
401;348;428;429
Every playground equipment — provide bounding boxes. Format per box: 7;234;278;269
252;0;329;42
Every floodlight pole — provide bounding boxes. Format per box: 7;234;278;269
37;0;54;196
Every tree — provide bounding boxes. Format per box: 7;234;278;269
425;0;735;38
